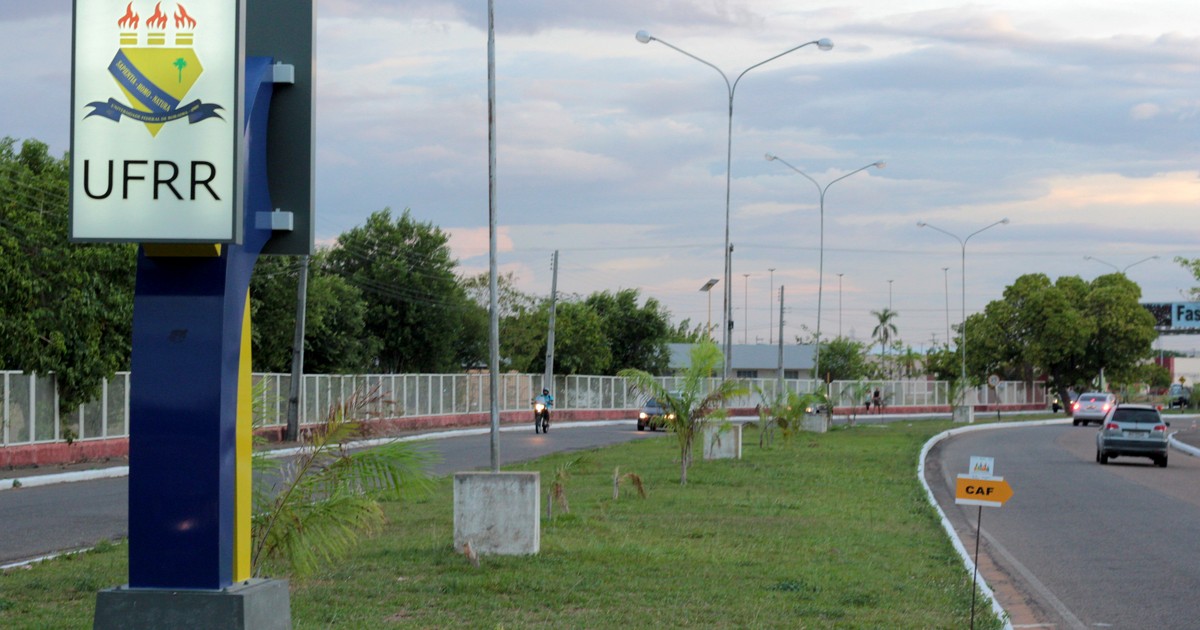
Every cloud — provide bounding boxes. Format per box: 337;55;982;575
446;226;515;260
1131;103;1162;120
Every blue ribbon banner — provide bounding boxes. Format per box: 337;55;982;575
86;50;223;125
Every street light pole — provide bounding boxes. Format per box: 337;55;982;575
837;273;844;338
942;267;950;347
700;278;719;341
743;273;750;344
917;219;1010;416
1084;255;1159;274
764;154;884;384
888;279;893;311
637;31;833;379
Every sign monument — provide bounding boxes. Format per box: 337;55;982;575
71;1;313;627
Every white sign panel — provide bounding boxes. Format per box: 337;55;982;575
71;1;242;243
968;456;995;479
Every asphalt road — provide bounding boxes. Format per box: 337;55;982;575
927;422;1200;629
0;421;664;566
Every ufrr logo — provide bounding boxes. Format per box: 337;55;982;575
85;2;224;137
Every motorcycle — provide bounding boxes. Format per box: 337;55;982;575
532;395;551;433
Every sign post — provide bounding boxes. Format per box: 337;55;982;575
954;456;1013;629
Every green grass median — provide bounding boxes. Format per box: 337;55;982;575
1;419;1005;629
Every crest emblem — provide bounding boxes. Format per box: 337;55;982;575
85;2;223;137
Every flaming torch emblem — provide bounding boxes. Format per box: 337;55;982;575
84;2;222;137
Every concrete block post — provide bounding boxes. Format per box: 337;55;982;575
702;421;742;460
802;412;829;433
454;472;540;555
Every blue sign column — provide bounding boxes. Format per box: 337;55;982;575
127;57;277;590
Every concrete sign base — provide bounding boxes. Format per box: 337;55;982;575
953;406;975;424
454;472;540;556
93;578;291;630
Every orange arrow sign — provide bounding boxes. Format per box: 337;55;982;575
955;476;1013;507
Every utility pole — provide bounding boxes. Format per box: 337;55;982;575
777;285;785;394
285;255;309;442
544;251;559;394
768;268;776;344
487;0;500;470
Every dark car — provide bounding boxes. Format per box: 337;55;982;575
1096;404;1170;467
637;396;675;431
1167;383;1191;409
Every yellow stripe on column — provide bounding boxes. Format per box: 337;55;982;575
234;290;253;581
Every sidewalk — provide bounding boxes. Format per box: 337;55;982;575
0;420;640;490
8;412;1196;491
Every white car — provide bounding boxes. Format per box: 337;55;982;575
1072;392;1116;427
1096;404;1170;467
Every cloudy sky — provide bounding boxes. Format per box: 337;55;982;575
4;1;1200;354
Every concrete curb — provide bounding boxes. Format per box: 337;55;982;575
1169;433;1200;458
0;465;129;491
917;417;1070;630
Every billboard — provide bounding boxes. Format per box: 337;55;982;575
70;1;243;243
1143;302;1200;330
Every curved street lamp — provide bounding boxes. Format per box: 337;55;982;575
1084;255;1159;274
637;30;833;378
764;154;884;383
916;218;1010;417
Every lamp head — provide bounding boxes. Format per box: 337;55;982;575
916;221;928;227
1000;218;1010;224
636;30;653;44
817;38;834;51
764;153;777;161
873;161;886;169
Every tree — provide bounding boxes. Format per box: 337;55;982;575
302;259;380;373
816;336;869;381
667;318;708;344
966;273;1155;406
1177;256;1200;298
249;255;301;372
249;253;378;374
502;300;612;375
1083;274;1157;387
924;344;960;383
870;308;898;376
619;343;746;485
252;387;432;576
463;271;540;372
751;385;817;447
586;289;672;374
325;209;478;373
0;137;136;412
896;345;922;379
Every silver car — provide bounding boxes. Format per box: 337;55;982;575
1095;404;1170;467
1072;392;1116;426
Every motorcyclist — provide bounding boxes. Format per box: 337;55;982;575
533;388;554;433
